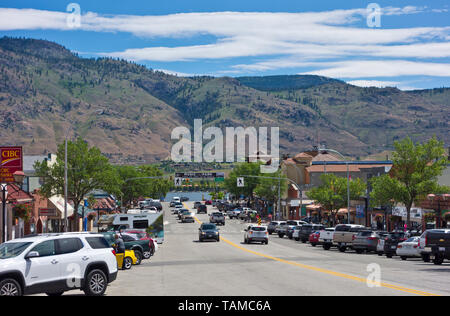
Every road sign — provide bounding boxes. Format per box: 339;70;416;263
174;177;182;187
175;172;225;179
215;177;224;182
38;208;57;217
237;177;244;187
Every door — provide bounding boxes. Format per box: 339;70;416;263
24;240;61;290
56;238;87;290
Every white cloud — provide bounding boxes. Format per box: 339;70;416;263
347;80;400;88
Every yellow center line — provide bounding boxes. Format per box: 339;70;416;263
186;203;439;297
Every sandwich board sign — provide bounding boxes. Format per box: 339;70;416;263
237;177;244;187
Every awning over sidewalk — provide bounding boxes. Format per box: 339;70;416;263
48;195;74;219
337;207;356;215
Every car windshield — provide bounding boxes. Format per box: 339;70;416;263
0;242;32;259
202;225;216;230
335;225;351;232
252;227;266;231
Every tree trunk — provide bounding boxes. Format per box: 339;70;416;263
406;202;412;230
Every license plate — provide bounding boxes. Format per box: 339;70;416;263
392;246;396;249
439;247;446;252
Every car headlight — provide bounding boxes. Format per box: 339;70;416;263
202;232;206;235
215;231;219;234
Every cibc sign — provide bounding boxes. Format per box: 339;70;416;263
0;147;23;183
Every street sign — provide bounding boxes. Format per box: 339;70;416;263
39;208;57;217
237;177;244;187
174;177;182;187
175;172;225;179
215;177;224;182
0;147;23;183
290;200;300;207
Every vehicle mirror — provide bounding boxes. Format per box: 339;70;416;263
26;251;40;259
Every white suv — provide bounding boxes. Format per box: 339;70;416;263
0;233;118;296
244;225;269;244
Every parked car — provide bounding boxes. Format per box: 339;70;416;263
102;232;153;264
383;231;408;258
352;230;380;254
292;225;304;241
275;222;288;238
199;223;220;242
115;249;138;270
309;231;321;246
376;231;389;256
210;212;226;225
0;233;117;296
320;228;336;250
418;229;444;262
267;221;283;235
333;224;365;252
244;225;269;244
396;237;421;260
286;221;308;239
425;228;450;265
197;204;208;214
205;200;212;205
180;196;189;202
227;208;242;219
299;224;325;243
121;229;157;258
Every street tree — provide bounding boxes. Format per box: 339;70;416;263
224;162;261;200
370;137;448;229
254;170;288;214
34;137;121;231
309;173;366;225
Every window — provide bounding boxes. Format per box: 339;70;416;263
57;238;83;254
120;217;129;222
133;220;149;229
30;240;56;257
122;235;137;242
251;227;266;232
335;225;351;232
0;242;32;259
86;237;111;249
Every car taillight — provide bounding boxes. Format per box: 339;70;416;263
112;250;116;256
385;237;389;241
397;245;402;248
418;239;421;247
425;234;428;246
352;235;356;241
368;237;376;240
413;245;418;248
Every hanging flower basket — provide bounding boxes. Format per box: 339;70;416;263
389;215;402;223
424;213;436;222
87;214;95;221
13;203;31;222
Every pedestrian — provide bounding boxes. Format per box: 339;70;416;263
114;234;125;254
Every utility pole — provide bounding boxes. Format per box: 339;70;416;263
64;137;68;232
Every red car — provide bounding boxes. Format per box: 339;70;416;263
205;200;212;205
122;229;156;259
309;231;321;247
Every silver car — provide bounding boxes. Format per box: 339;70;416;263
244;225;269;244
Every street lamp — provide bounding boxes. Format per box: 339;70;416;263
2;171;25;243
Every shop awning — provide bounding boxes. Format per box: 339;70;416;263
337;207;356;215
306;204;321;210
48;195;74;219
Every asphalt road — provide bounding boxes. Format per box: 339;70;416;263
58;202;449;296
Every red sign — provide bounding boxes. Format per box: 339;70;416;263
39;208;57;217
0;147;23;183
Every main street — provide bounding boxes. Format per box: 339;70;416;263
101;202;450;296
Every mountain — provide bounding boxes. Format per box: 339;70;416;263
0;37;448;163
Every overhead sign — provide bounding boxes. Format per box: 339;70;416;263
175;172;225;179
39;208;57;217
237;177;244;187
0;147;23;183
290;200;300;207
174;177;182;187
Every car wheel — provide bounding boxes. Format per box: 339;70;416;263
265;240;269;245
338;246;347;253
355;249;363;254
83;269;107;296
134;251;143;265
46;292;64;296
311;243;317;247
323;244;331;250
386;254;393;258
377;252;383;256
422;254;430;263
143;251;152;259
0;279;22;296
433;255;444;265
217;237;220;242
288;235;293;240
123;257;133;270
278;234;284;238
295;237;299;241
301;239;307;244
401;256;407;261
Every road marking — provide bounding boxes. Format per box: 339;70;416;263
186;204;439;297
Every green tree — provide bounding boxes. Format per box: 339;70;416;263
34;137;121;231
370;137;448;228
254;170;288;206
224;162;261;200
309;173;366;224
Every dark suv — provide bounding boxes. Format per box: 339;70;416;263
199;223;220;242
384;231;408;258
197;204;207;214
299;224;325;243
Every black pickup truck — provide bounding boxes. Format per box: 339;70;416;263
426;229;450;265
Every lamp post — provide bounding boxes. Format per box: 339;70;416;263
1;171;25;243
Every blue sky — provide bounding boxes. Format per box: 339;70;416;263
0;0;449;90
